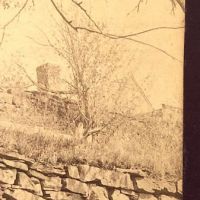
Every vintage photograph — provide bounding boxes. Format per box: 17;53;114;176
0;0;184;199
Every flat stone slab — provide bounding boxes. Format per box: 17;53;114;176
41;176;62;191
121;189;139;198
116;168;148;177
135;178;176;194
67;165;134;190
111;190;130;200
0;168;16;184
0;151;34;165
31;163;66;176
2;159;28;171
138;193;158;200
89;185;109;200
63;178;89;196
177;179;182;194
44;191;84;200
159;195;179;200
28;169;48;181
4;189;45;200
16;172;43;196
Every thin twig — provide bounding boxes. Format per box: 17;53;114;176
26;36;49;47
128;0;185;15
127;0;147;15
131;74;154;110
171;0;185;13
2;0;29;28
71;0;102;33
107;26;184;38
0;0;29;47
49;0;183;62
0;29;6;46
50;0;78;31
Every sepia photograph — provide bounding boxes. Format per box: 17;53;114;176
0;0;184;199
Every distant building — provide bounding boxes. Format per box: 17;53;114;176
36;63;65;92
161;104;182;123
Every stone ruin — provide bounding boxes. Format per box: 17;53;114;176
0;63;80;128
36;63;63;92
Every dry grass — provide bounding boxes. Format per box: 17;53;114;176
0;113;182;180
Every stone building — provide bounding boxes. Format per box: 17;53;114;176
36;63;63;92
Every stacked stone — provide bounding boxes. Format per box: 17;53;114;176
0;150;182;200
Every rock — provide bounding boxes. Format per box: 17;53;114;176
121;189;138;199
160;181;176;194
135;178;158;193
28;169;48;180
0;163;6;168
44;191;84;200
0;183;11;189
0;168;16;184
4;189;45;200
31;163;65;176
159;195;179;200
116;168;148;177
0;151;34;165
111;190;130;200
16;172;32;190
41;176;62;191
0;188;3;198
138;194;157;200
63;178;89;196
67;165;100;182
2;159;28;171
67;165;134;190
78;165;100;182
100;170;134;190
16;172;43;196
11;185;21;189
177;179;182;194
89;185;109;200
31;177;43;196
135;178;176;194
67;165;80;179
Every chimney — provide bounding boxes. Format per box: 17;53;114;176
36;63;61;92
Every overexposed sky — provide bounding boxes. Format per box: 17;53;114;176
0;0;184;109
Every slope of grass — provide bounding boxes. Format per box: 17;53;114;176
0;113;182;180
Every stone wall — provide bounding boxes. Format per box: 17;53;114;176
0;150;182;200
0;89;80;128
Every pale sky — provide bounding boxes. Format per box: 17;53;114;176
0;0;184;109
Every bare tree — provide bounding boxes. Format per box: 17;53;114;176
0;0;184;138
42;23;140;136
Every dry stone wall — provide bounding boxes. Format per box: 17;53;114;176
0;150;182;200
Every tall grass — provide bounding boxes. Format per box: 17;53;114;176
0;114;182;180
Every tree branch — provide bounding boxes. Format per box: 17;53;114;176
130;74;154;110
71;0;102;33
0;0;29;47
171;0;185;13
49;0;183;62
128;0;185;15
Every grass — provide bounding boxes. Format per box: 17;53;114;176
0;113;182;180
